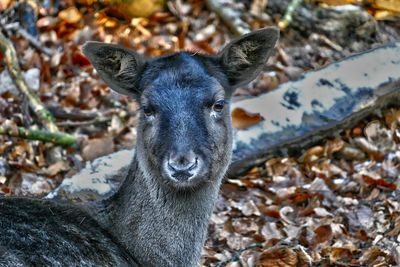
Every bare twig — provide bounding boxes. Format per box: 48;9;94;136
7;24;53;56
205;0;251;36
56;117;112;127
278;0;303;30
0;30;58;132
47;106;130;121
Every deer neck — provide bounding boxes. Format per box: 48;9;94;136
96;156;223;267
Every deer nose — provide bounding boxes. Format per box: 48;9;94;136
168;150;197;172
167;150;199;181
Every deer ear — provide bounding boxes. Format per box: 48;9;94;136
82;42;146;97
218;27;279;88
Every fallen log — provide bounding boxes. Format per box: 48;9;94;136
49;42;400;200
229;41;400;175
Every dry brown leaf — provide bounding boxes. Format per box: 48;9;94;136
231;107;264;130
321;246;357;263
317;0;360;5
353;137;384;160
82;137;115;161
0;0;11;12
387;217;400;236
362;175;397;190
112;0;164;18
313;225;333;245
298;146;324;163
337;145;366;160
325;139;345;156
58;7;82;24
257;246;310;267
359;246;388;265
43;161;69;177
372;0;400;13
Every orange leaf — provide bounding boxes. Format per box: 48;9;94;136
372;0;400;13
313;225;333;245
72;52;91;67
58;7;82;24
362;175;397;190
257;246;310;267
231;107;264;130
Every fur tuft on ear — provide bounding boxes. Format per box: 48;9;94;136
218;27;279;88
82;42;146;97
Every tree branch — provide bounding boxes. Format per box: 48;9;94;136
0;126;77;146
0;30;58;132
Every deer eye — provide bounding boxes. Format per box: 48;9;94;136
212;100;225;112
142;106;154;117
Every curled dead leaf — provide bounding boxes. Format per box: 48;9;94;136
353;137;384;160
43;161;70;177
321;245;357;263
325;139;345;156
337;145;366;160
313;225;333;245
359;246;388;265
231;107;264;130
256;246;311;267
82;137;115;161
298;146;324;163
58;7;82;24
362;175;397;190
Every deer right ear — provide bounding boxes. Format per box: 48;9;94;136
218;27;279;89
82;42;146;97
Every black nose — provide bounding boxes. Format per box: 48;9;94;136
168;150;197;172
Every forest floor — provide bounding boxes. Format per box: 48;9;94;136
0;0;400;266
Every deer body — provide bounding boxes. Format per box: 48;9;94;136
94;156;226;266
0;28;278;267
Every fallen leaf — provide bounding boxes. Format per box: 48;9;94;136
359;246;388;265
113;0;165;18
362;175;397;190
372;0;400;12
58;7;82;24
43;161;70;177
82;137;115;161
313;225;332;245
231;107;264;130
321;246;357;263
257;246;310;267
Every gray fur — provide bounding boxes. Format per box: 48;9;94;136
0;27;278;266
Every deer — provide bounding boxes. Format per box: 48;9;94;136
0;27;278;267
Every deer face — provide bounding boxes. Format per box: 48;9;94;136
83;28;278;190
136;54;232;188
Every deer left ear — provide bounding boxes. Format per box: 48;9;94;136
82;42;146;98
218;27;279;88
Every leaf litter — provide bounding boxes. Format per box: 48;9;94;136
0;0;399;266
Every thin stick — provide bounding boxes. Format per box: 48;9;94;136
0;30;58;132
278;0;303;30
15;26;53;56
